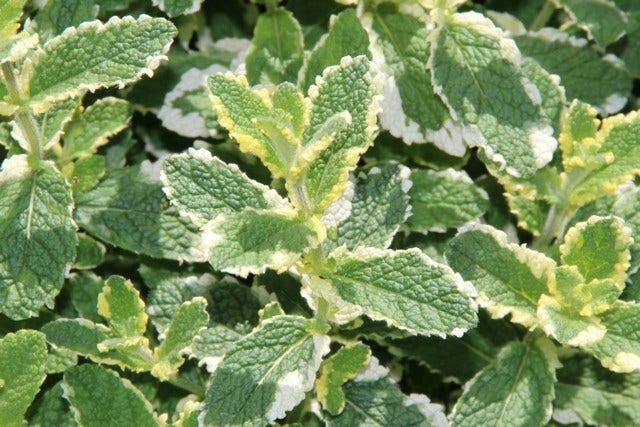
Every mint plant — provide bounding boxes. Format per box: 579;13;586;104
2;0;640;426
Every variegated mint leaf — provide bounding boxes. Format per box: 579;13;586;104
363;1;466;156
408;168;489;233
97;276;147;338
0;31;39;68
206;209;320;278
161;148;286;226
67;155;105;195
326;357;448;426
537;294;606;347
0;330;48;426
28;382;75;427
11;98;78;153
327;247;478;337
74;166;206;263
63;365;160;427
73;233;105;270
246;8;304;85
450;338;559;427
584;301;640;372
316;343;371;415
429;12;555;178
300;9;370;92
300;55;382;213
201;315;330;427
152;297;209;381
558;99;600;164
68;272;103;322
555;0;628;47
24;16;177;113
326;163;411;251
0;0;27;39
516;29;632;116
31;0;98;42
446;224;555;328
0;155;77;320
152;0;204;18
520;57;566;136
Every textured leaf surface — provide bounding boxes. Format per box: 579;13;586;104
63;365;158;427
537;294;605;347
33;0;98;42
0;155;77;320
27;382;75;427
0;330;47;426
73;233;105;270
328;247;477;337
75;166;205;262
97;276;147;338
0;0;27;38
246;8;304;85
429;12;554;177
206;210;318;277
408;168;489;233
450;338;557;427
152;0;203;17
162;148;284;226
25;15;176;112
202;315;330;426
446;224;554;327
516;29;632;115
520;57;565;135
556;0;627;47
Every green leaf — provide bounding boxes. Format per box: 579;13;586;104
328;247;478;337
300;9;370;92
97;275;148;338
429;12;555;178
73;233;105;270
161;148;286;226
520;57;566;136
556;0;627;47
0;330;48;426
516;29;632;115
446;224;555;328
363;1;466;156
537;293;606;346
0;0;26;38
326;357;448;426
246;8;304;85
554;354;640;426
558;99;600;163
326;163;411;251
24;16;177;113
202;315;330;426
206;209;319;277
316;343;371;415
67;155;106;195
0;155;77;320
74;166;206;262
61;97;132;161
585;302;640;372
560;215;632;283
32;0;98;42
63;365;159;427
191;325;245;372
450;338;558;427
152;297;209;381
46;346;78;374
301;55;381;213
152;0;204;18
27;382;75;427
408;168;489;233
14;98;79;152
621;10;640;78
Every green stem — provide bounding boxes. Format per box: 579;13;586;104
0;62;42;159
530;0;556;31
533;205;569;250
265;0;279;13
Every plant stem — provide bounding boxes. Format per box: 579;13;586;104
0;62;42;159
530;0;555;31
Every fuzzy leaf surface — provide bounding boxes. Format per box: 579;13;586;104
556;0;627;47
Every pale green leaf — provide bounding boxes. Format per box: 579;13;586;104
328;247;478;337
537;294;606;346
451;338;558;427
326;163;411;251
585;302;640;372
97;275;147;338
191;325;245;371
152;297;209;381
0;0;27;38
246;8;304;85
67;155;105;195
558;99;600;164
63;365;159;427
446;224;555;328
317;343;371;415
73;233;105;270
271;82;307;139
61;97;132;161
363;1;466;156
0;31;39;67
74;166;206;263
14;98;79;152
27;382;76;427
554;354;640;426
429;12;554;178
556;0;628;47
161;147;285;226
516;29;632;115
300;9;370;92
0;155;77;320
206;209;319;277
520;57;566;136
32;0;98;42
201;315;330;427
301;55;381;213
408;168;489;233
560;215;632;283
0;330;48;426
46;346;78;374
152;0;204;18
24;16;177;112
